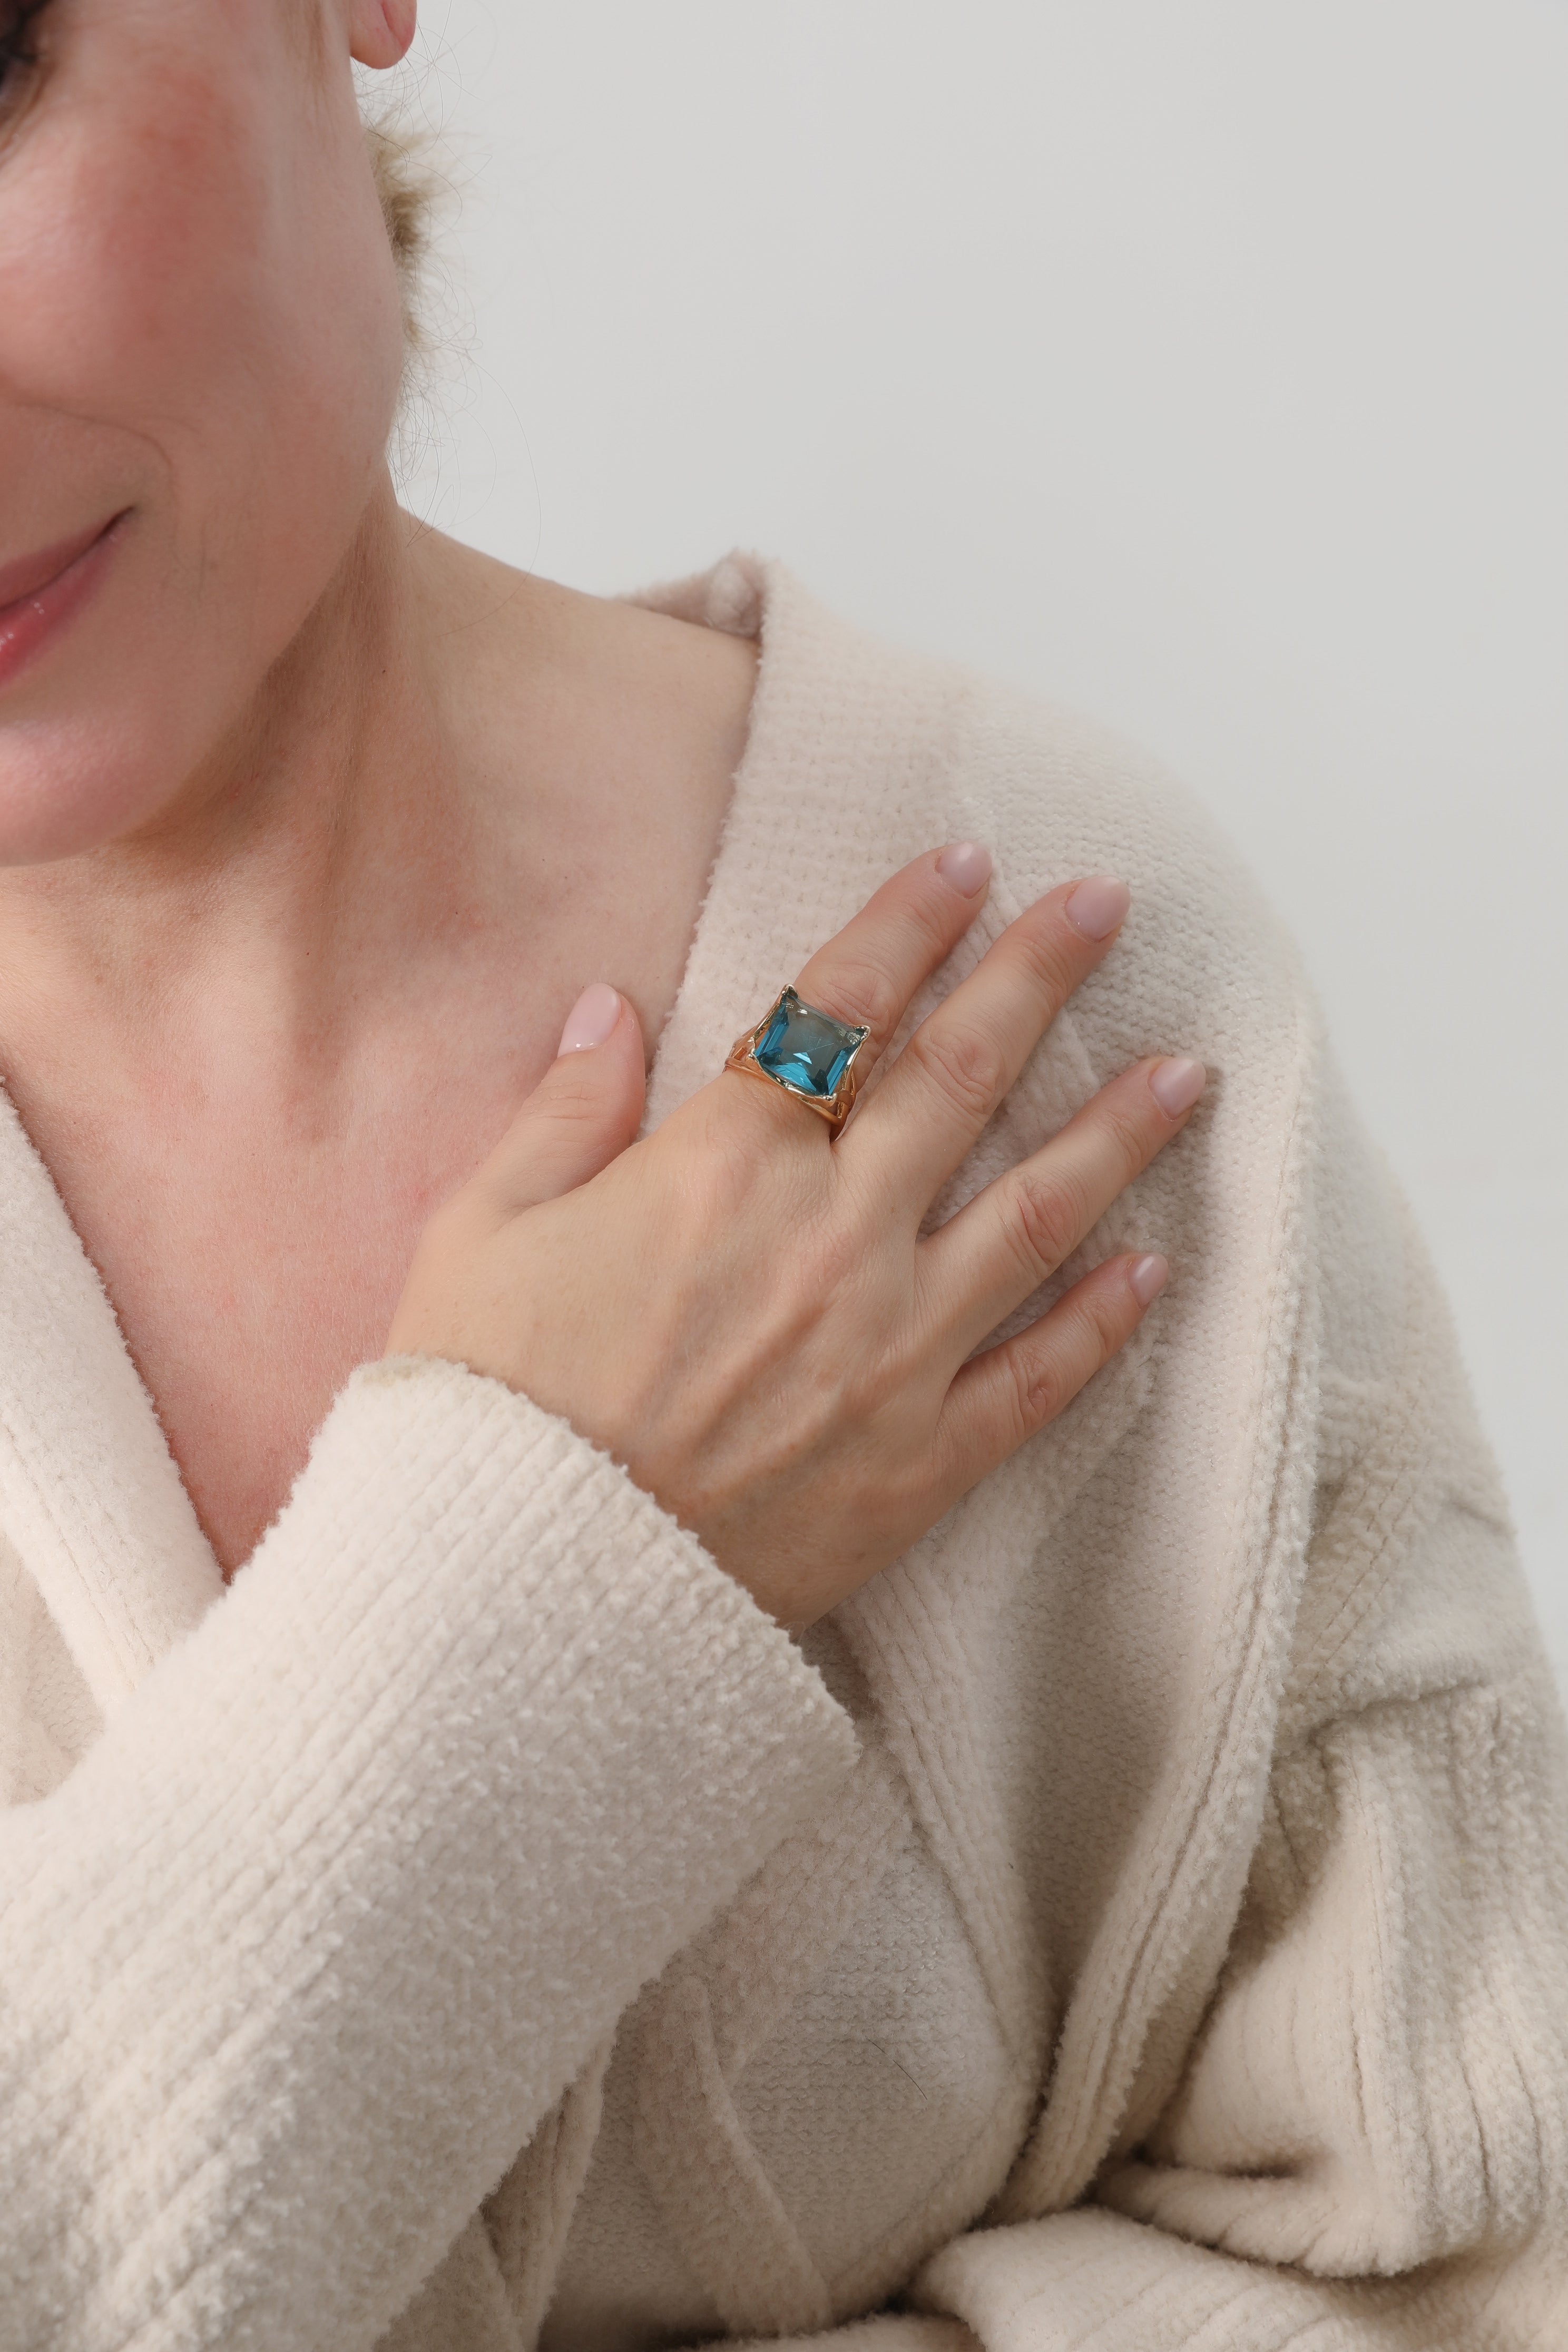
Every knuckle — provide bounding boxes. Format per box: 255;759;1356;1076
698;1118;800;1230
812;954;901;1046
907;1021;1005;1121
1012;916;1080;1004
1010;1344;1064;1436
1010;1170;1082;1280
838;1357;895;1436
906;876;969;959
536;1063;609;1131
1095;1087;1156;1171
1077;1278;1132;1362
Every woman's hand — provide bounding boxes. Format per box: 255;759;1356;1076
387;846;1206;1634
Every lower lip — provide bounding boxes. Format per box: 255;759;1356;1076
0;514;128;695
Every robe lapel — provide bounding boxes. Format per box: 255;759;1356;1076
632;556;1331;2278
0;1085;222;1718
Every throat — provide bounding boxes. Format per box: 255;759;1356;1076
62;1122;463;1583
0;1005;537;1582
0;541;758;1576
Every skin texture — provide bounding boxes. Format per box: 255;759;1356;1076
0;1;1200;1612
0;0;757;1575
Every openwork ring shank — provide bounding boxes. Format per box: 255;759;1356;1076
724;986;872;1138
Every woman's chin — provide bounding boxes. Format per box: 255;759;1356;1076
0;721;200;868
0;605;264;867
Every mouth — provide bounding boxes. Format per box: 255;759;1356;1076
0;510;130;692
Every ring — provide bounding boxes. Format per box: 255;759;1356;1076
724;986;872;1138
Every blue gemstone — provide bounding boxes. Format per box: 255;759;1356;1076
753;989;868;1100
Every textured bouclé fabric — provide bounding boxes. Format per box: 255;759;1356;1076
1;554;1564;2351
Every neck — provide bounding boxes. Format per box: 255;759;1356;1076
0;477;483;1090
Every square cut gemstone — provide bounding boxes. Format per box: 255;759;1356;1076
753;989;869;1100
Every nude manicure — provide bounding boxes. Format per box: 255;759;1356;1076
1130;1253;1169;1306
1064;876;1131;939
558;983;621;1054
1149;1056;1208;1116
936;841;992;894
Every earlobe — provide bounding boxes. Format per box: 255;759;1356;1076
348;1;417;71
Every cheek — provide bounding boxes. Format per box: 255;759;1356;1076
0;41;406;851
13;63;399;589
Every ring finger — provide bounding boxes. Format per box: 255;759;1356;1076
919;1052;1208;1360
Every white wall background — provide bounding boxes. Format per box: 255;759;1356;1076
390;1;1567;1685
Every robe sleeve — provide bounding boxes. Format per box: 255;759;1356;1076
900;1173;1568;2346
898;1663;1568;2347
716;1654;1568;2348
0;1355;859;2352
736;1165;1568;2349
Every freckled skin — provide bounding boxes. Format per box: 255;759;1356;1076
0;2;753;1575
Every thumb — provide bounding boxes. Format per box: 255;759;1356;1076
482;983;648;1214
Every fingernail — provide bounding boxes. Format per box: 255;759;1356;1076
936;841;992;894
1129;1253;1169;1306
1064;876;1131;939
558;983;621;1054
1149;1056;1208;1117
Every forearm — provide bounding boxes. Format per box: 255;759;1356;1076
0;1357;857;2352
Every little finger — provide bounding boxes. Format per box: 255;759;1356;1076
935;1251;1170;1494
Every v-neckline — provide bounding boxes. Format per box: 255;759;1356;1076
0;550;808;1719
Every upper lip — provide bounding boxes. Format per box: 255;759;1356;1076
0;515;123;614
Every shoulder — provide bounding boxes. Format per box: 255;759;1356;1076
632;551;1342;1272
739;569;1543;1710
723;558;1426;1385
718;555;1316;1085
416;523;759;799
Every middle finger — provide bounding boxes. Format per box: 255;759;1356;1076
844;875;1132;1207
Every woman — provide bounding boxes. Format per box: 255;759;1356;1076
0;6;1563;2350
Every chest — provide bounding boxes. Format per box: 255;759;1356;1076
1;828;726;1581
41;1066;515;1580
10;929;695;1581
95;1124;482;1571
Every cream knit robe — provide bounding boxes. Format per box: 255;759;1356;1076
1;553;1564;2352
